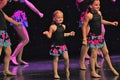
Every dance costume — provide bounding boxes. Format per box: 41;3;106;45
50;24;68;56
87;11;106;48
9;1;28;28
0;11;11;47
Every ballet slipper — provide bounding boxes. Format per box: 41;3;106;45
18;60;29;65
91;71;101;78
54;75;60;79
3;71;16;76
111;68;119;76
66;70;70;79
80;62;87;70
10;56;19;65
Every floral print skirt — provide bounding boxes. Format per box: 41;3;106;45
0;30;11;47
10;10;28;28
49;44;68;56
87;33;106;49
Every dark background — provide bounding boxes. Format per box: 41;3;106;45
2;0;120;61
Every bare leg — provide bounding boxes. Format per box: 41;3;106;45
80;45;89;69
0;46;2;56
24;0;44;18
4;46;16;76
17;48;28;65
53;56;60;79
101;45;119;76
11;26;29;65
90;48;101;78
62;52;70;79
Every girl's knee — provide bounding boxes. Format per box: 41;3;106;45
5;50;11;56
104;51;109;56
22;38;29;45
91;55;97;59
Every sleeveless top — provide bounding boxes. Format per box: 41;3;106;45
89;11;101;36
51;24;65;45
0;11;7;30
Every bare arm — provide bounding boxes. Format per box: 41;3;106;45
64;31;75;37
98;11;118;26
102;19;118;26
82;13;91;45
43;25;56;38
3;11;21;26
24;0;44;18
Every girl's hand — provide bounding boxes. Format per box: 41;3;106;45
70;31;75;36
82;39;87;45
112;21;118;26
43;31;48;35
16;22;22;26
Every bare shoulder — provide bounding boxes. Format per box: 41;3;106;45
50;24;57;31
61;24;66;30
98;11;102;16
85;12;93;20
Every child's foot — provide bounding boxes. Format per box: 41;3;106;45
111;68;119;76
66;70;70;79
54;74;60;79
18;60;29;65
80;62;86;70
10;56;19;65
3;71;16;76
39;13;44;18
91;71;101;78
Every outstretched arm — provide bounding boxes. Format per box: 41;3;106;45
102;19;118;26
24;0;44;18
98;11;118;27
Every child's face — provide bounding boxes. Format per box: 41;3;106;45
90;0;100;11
54;12;64;24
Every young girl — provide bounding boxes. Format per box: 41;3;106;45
0;0;21;76
76;0;103;70
76;0;90;59
43;10;75;79
8;0;44;65
82;0;119;77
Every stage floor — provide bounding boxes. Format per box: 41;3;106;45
0;55;120;80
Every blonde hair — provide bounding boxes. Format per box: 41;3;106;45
53;10;63;18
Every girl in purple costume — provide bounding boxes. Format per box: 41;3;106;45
8;0;44;65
